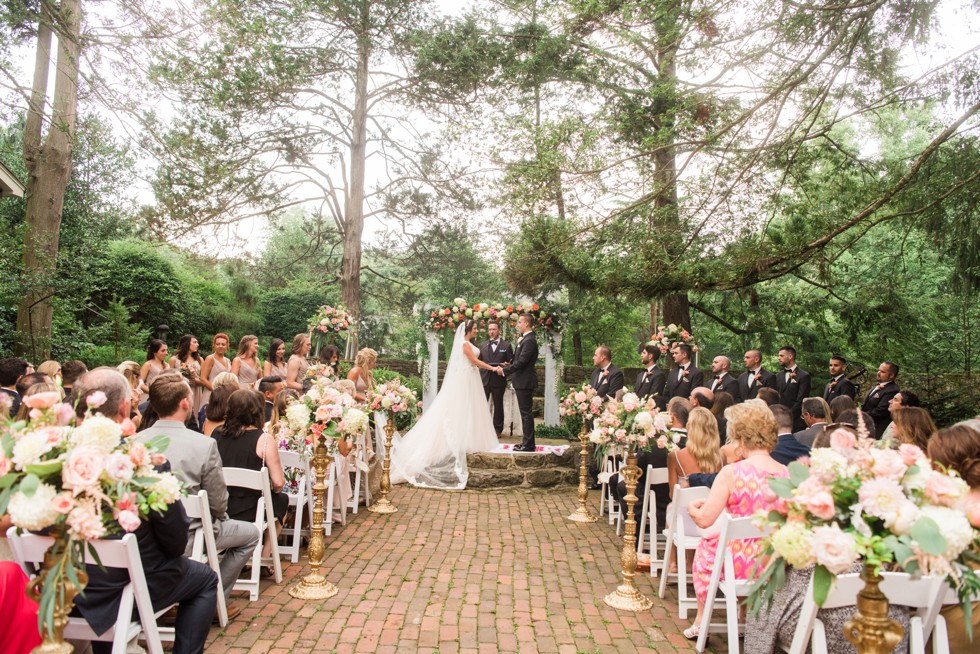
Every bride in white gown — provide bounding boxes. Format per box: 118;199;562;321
389;320;502;489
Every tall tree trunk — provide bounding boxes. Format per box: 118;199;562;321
653;8;691;331
16;0;82;361
341;9;371;355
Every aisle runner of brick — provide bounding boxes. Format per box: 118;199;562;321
206;486;725;654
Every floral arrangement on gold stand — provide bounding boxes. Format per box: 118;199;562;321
559;383;604;523
366;379;421;514
747;418;980;648
0;390;183;652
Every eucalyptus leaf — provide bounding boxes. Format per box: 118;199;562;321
25;460;63;477
910;516;947;556
768;477;795;499
19;473;40;497
813;565;833;607
788;461;809;486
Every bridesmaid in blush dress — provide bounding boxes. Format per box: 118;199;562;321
263;338;288;379
201;332;232;407
231;335;262;389
169;334;205;416
285;333;312;392
138;339;169;403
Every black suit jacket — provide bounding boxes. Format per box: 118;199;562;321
506;332;538;391
479;339;514;388
862;380;900;439
590;364;625;399
737;368;777;401
73;463;193;635
776;367;812;430
634;367;666;401
708;373;741;402
664;364;703;403
823;375;857;402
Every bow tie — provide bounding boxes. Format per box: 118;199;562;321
715;375;723;380
491;340;499;345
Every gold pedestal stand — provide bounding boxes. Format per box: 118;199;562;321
368;416;397;514
28;540;86;654
567;422;598;523
843;564;903;653
289;432;340;600
604;447;653;611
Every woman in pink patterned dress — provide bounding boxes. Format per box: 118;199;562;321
685;400;788;640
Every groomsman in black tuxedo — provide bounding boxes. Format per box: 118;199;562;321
738;349;777;401
589;345;625;399
502;314;539;452
662;343;703;408
633;344;666;401
708;355;741;401
479;321;513;437
823;354;857;402
862;361;901;439
776;346;812;432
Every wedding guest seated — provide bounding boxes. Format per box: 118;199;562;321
927;419;980;653
890;406;936;451
70;368;218;654
828;394;856;422
880;390;921;440
793;397;830;447
1;510;42;654
214;390;288;571
667;407;724;499
138;371;259;619
685;401;788;640
835;408;878;439
61;359;87;407
196;371;241;428
258;376;284;423
0;357;32;416
36;360;61;385
203;382;236;437
756;386;780;406
769;404;810;465
117;360;143;428
711;391;735;443
13;381;63;422
15;372;51;400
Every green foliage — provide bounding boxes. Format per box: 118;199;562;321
259;286;335;341
534;423;574;441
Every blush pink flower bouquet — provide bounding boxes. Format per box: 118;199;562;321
367;379;421;431
0;390;182;638
589;392;672;454
559;383;604;420
747;421;980;629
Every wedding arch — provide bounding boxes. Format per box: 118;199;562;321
417;299;565;426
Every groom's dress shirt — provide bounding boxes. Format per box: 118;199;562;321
589;364;624;399
634;365;665;401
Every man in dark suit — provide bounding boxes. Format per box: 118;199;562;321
823;354;857;402
70;368;219;653
662;343;703;408
708;355;741;402
258;376;284;423
633;344;666;401
0;357;32;417
862;361;901;439
502;313;539;452
794;397;829;447
738;349;777;402
770;404;811;466
589;345;625;400
479;321;513;437
776;346;812;432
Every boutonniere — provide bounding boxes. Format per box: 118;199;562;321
788;371;797;380
829;380;837;388
753;372;761;381
680;369;690;379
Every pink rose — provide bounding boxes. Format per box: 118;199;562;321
23;391;62;410
0;456;11;477
86;391;108;408
116;492;138;514
128;442;149;468
150;453;167;466
314;405;332;422
120;418;137;437
63;447;105;493
870;449;907;481
67;504;106;540
804;491;836;520
811;524;858;574
898;443;926;467
574;391;587;403
116;509;141;533
51;492;75;515
56;403;75;426
105;452;135;482
924;472;967;507
829;428;855;451
38;426;66;446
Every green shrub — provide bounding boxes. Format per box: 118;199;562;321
534;423;574;441
259;287;335;339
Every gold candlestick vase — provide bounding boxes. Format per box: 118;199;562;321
289;432;340;600
28;537;87;654
368;416;398;514
843;564;903;654
568;421;598;523
604;447;653;611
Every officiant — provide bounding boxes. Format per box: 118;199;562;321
479;321;513;438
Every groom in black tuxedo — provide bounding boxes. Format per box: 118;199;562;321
479;321;513;437
502;313;538;452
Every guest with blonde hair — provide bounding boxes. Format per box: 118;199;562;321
668;407;724;498
36;360;62;384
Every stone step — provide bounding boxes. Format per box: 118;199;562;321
465;449;580;490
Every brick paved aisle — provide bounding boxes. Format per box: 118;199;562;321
206;486;729;654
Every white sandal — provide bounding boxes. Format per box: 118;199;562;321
683;623;700;640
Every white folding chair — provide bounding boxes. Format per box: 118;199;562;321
658;484;710;619
224;466;284;600
278;449;315;563
921;584;963;654
180;489;228;627
785;570;946;654
7;528;175;654
695;513;768;653
348;431;372;514
599;453;622;524
635;464;669;577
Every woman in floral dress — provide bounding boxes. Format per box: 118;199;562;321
685;400;788;640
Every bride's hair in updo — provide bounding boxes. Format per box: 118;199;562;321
464;319;478;338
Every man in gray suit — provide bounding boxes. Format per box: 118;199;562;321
794;397;830;447
139;371;259;619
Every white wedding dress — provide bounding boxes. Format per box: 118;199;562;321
389;323;499;489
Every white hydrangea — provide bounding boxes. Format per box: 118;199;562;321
917;505;974;561
150;473;183;504
11;431;55;469
70;414;123;455
809;447;848;482
286;404;311;432
8;483;60;530
902;463;931;493
634;411;654;430
342;408;368;434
